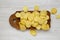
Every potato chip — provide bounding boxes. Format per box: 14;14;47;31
56;14;60;19
42;24;49;30
38;19;45;24
15;13;20;17
28;13;34;21
25;21;31;28
32;22;38;27
20;19;26;25
19;23;26;31
51;8;57;14
34;16;40;22
40;10;47;16
30;29;37;36
19;12;25;19
34;5;39;11
23;6;28;12
36;25;41;30
32;11;39;17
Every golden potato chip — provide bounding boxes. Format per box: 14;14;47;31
20;19;26;25
46;15;49;20
15;13;20;17
38;19;45;24
23;6;28;12
51;8;57;14
19;12;25;19
43;21;48;24
40;10;47;16
56;14;60;19
28;13;34;21
34;16;38;22
30;29;37;36
36;25;41;30
23;13;28;20
40;15;46;19
32;22;38;27
42;24;49;30
34;5;39;11
25;21;31;28
32;11;39;17
19;23;26;31
40;15;49;21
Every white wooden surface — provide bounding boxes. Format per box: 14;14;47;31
0;0;60;40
